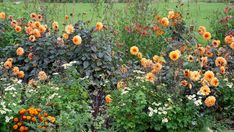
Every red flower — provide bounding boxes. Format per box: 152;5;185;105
125;26;132;33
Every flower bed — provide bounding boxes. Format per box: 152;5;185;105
0;4;234;132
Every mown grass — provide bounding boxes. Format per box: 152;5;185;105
0;2;227;30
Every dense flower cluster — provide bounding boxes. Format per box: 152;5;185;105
0;12;104;84
0;4;233;131
127;10;234;109
12;107;55;131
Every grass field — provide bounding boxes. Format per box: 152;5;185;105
0;2;227;30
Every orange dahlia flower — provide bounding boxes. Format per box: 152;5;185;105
72;35;82;45
204;71;215;82
215;57;227;67
16;47;24;56
199;85;210;96
204;96;216;107
203;32;211;40
96;22;103;31
169;50;180;61
130;46;139;55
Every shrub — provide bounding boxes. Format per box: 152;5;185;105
108;77;156;131
0;78;23;131
108;76;212;131
24;67;92;131
64;21;116;88
114;2;193;62
0;65;92;131
210;5;234;44
0;15;27;57
0;13;116;89
215;78;234;129
108;9;234;131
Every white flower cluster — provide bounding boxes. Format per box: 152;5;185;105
133;70;145;74
0;101;12;114
133;70;146;82
5;84;16;91
0;61;3;68
0;101;14;122
27;88;37;94
223;78;233;88
0;80;22;123
62;61;78;69
121;87;131;95
51;86;60;91
186;94;202;106
4;82;20;98
47;85;61;101
11;78;22;84
148;102;172;123
48;93;60;100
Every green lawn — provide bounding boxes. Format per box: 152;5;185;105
0;2;227;30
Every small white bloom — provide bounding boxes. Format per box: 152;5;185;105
149;111;154;117
46;32;51;37
133;70;145;74
153;109;158;113
194;99;202;106
148;107;153;111
192;94;196;98
197;91;202;95
167;98;172;103
52;73;59;75
155;103;161;106
48;93;59;100
166;106;172;110
162;118;168;123
69;61;78;65
1;101;5;106
187;96;192;100
5;116;13;123
162;111;167;115
158;107;162;111
0;110;6;114
62;63;72;69
121;87;131;95
17;80;22;84
227;82;233;88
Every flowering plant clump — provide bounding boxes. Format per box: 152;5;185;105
210;5;234;43
1;64;92;131
108;74;210;131
0;12;115;88
12;107;56;131
0;12;27;57
62;21;115;88
108;9;234;131
0;1;234;131
0;75;23;130
116;8;193;61
127;18;234;109
0;13;63;82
